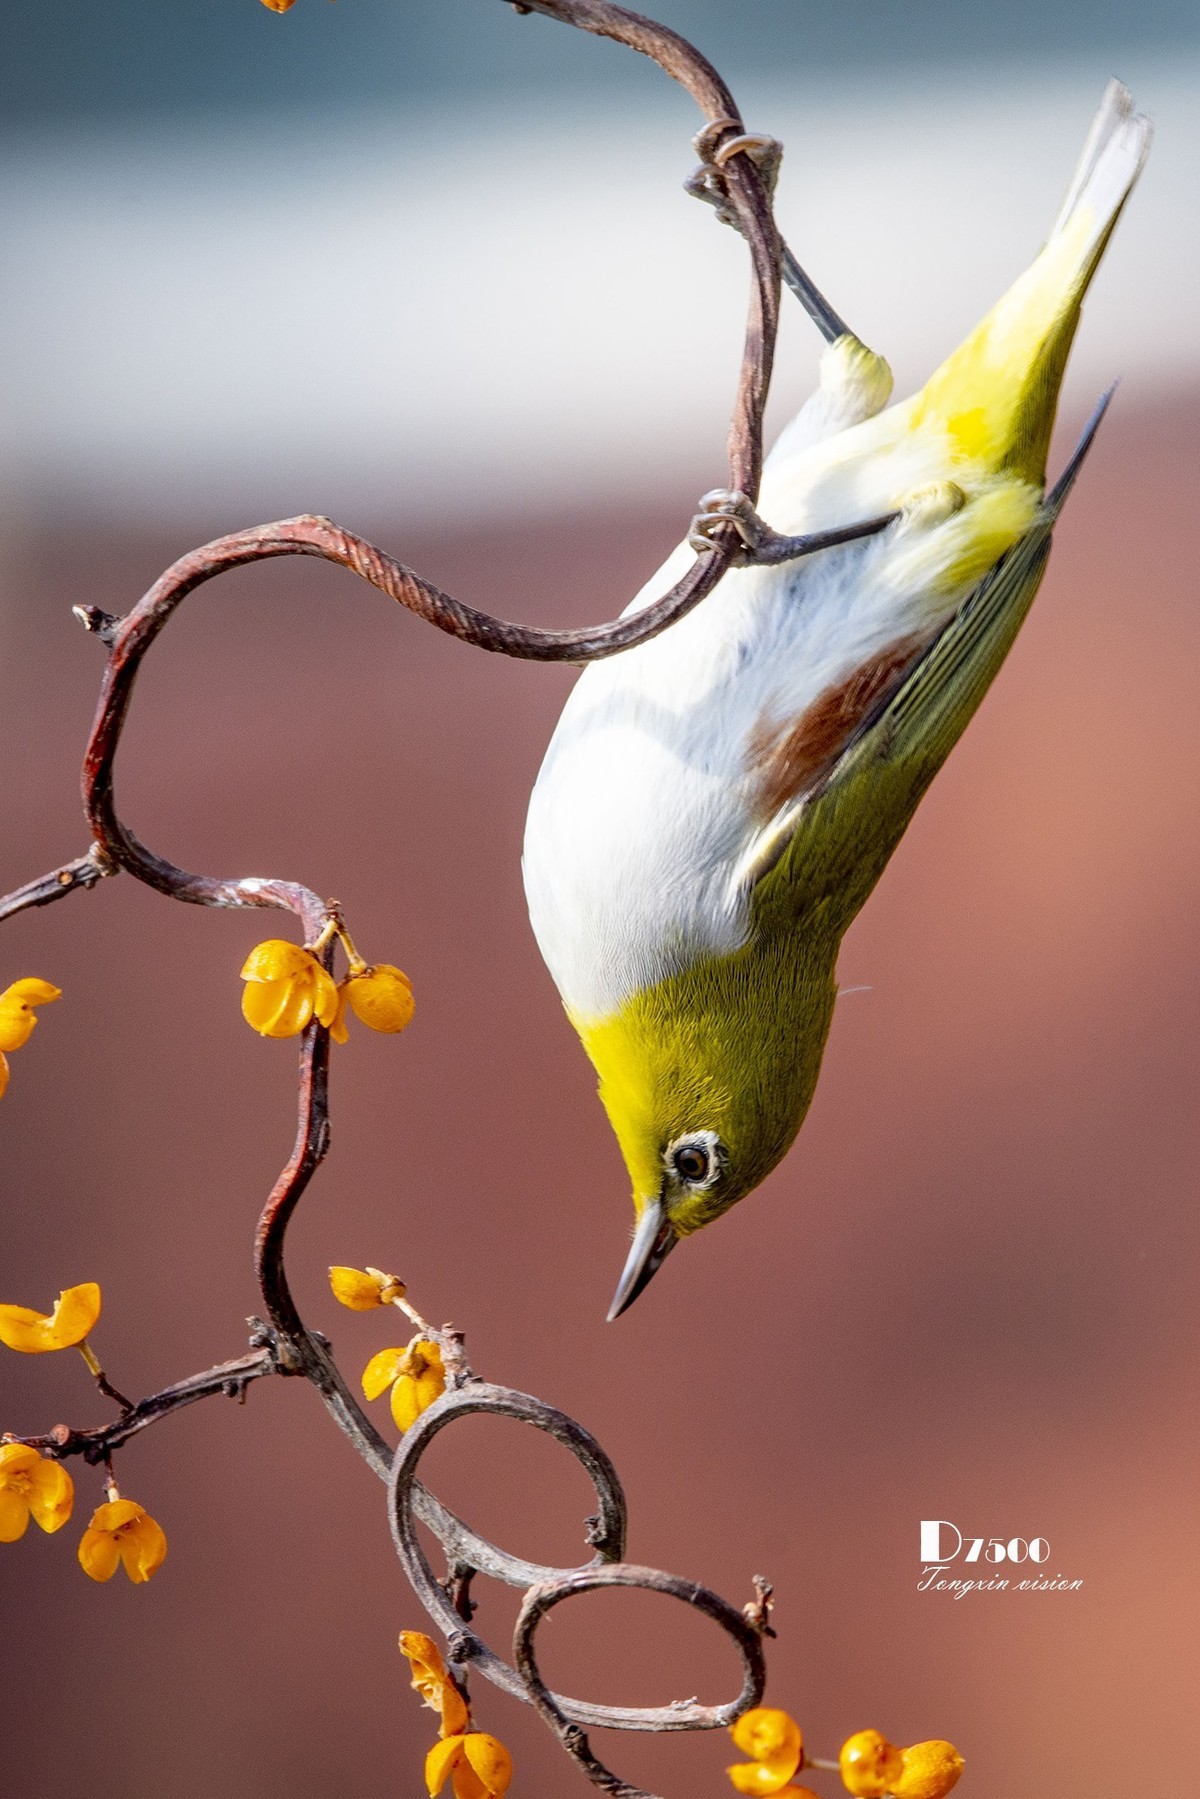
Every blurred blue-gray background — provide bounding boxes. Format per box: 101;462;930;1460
9;0;1200;118
2;1;1197;525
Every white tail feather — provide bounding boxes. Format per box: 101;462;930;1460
1050;79;1152;251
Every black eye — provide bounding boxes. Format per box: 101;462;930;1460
672;1143;711;1184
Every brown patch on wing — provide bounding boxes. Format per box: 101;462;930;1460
748;630;934;820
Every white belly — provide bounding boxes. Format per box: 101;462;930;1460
522;394;988;1021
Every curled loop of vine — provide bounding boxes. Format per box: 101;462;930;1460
515;1563;766;1732
515;1566;768;1799
392;1382;629;1608
390;1381;764;1712
389;1380;766;1799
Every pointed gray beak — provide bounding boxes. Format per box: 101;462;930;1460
607;1199;678;1321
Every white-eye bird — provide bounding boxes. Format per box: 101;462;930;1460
522;83;1151;1318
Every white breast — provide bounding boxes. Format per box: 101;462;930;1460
522;373;964;1022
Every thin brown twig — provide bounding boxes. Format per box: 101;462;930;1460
250;946;394;1480
77;1342;135;1414
4;1347;280;1462
0;848;116;925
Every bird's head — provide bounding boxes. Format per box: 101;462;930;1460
572;930;839;1318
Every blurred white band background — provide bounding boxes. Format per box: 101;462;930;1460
1;61;1195;533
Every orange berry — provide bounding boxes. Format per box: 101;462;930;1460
727;1707;804;1794
839;1729;903;1797
891;1741;964;1799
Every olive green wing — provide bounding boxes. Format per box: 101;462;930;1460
753;391;1112;937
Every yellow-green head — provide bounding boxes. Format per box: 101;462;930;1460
576;914;840;1316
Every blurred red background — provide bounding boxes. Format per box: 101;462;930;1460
1;390;1197;1798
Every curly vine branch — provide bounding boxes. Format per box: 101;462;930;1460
0;2;871;1792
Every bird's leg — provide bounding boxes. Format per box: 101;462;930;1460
778;242;854;347
688;488;899;567
686;118;854;346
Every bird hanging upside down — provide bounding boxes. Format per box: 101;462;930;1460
522;83;1151;1318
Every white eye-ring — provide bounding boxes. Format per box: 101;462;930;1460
665;1130;725;1190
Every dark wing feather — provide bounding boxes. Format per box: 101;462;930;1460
749;390;1112;933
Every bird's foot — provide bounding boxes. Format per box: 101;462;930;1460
687;488;765;563
685;117;783;228
689;489;901;569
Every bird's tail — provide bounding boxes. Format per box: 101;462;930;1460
910;80;1151;486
